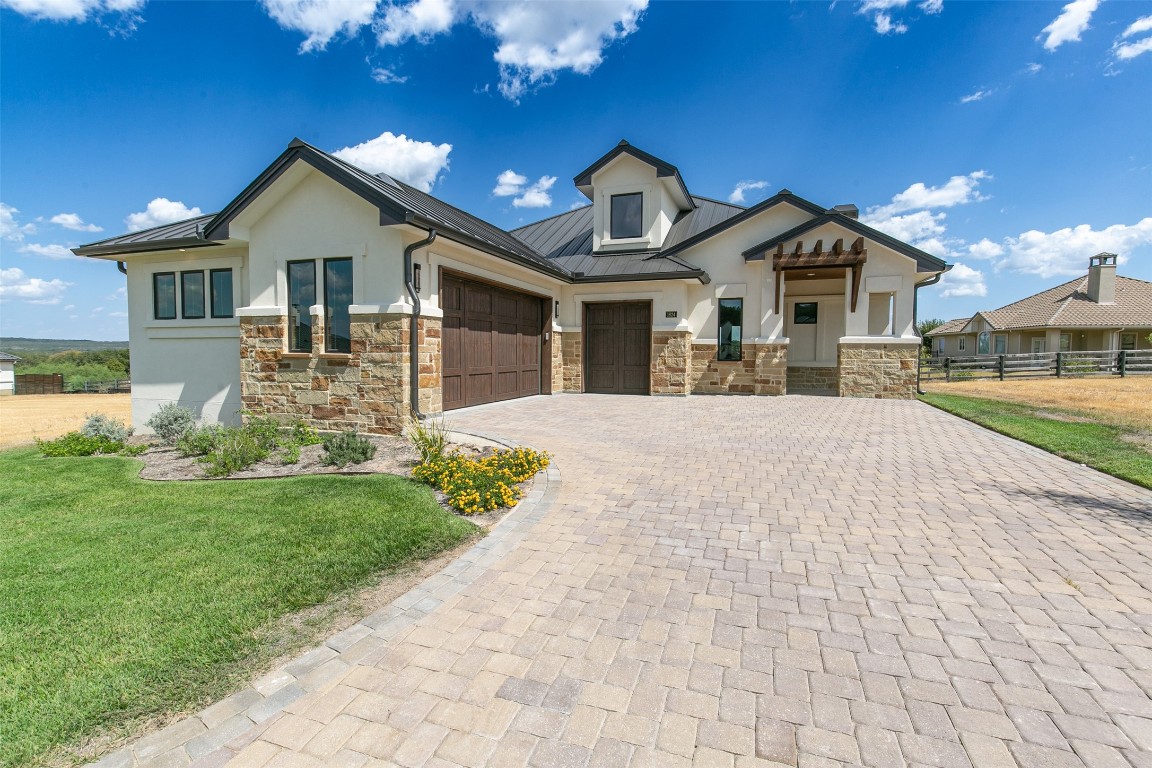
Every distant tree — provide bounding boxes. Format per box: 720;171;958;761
916;319;945;353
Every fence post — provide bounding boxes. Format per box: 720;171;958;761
945;357;951;383
1056;352;1062;378
997;355;1004;381
1119;350;1127;377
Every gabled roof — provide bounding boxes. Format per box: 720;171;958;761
573;140;695;209
742;212;948;274
923;318;969;337
72;213;218;257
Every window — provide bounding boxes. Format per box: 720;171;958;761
936;339;945;355
180;271;205;319
794;302;818;325
210;268;234;318
993;334;1007;355
977;331;990;355
958;337;967;352
610;192;643;239
1060;333;1071;353
717;298;743;361
288;260;316;352
1121;333;1137;351
153;272;176;320
324;258;353;353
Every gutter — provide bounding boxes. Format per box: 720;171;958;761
117;261;127;275
914;268;949;395
404;227;437;420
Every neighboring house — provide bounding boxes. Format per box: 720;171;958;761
926;254;1152;357
0;352;18;396
75;138;949;433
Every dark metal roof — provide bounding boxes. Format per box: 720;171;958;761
551;252;706;282
73;214;218;257
742;213;949;273
572;140;695;209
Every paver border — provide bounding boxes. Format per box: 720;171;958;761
89;429;560;768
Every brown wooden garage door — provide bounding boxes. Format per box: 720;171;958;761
441;274;543;410
584;302;651;395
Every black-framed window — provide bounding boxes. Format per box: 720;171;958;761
181;271;205;319
210;268;234;318
794;302;818;325
324;258;353;353
153;272;176;320
718;298;743;361
610;192;643;239
288;260;316;352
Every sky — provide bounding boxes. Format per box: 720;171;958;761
1;0;1150;341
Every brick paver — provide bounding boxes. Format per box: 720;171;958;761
101;395;1151;767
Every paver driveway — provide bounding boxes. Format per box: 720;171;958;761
176;396;1152;767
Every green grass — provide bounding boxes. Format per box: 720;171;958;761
0;448;479;767
920;393;1152;489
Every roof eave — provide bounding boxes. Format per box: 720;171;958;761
72;239;222;258
403;214;572;282
571;270;710;285
660;193;827;261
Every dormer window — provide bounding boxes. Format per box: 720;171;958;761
610;193;643;239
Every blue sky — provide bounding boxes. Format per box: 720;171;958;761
1;0;1150;341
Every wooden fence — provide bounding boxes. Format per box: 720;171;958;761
920;349;1152;384
14;374;131;394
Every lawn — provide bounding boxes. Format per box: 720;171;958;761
920;392;1152;489
0;447;479;767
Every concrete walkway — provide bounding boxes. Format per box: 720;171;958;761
106;395;1152;767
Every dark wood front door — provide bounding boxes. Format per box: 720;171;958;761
441;274;543;410
584;302;651;395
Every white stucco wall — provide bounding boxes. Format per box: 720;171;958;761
0;361;14;395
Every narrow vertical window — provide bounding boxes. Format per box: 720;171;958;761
958;337;967;352
977;331;990;355
324;258;353;353
610;192;643;239
210;268;234;318
993;334;1007;354
1060;333;1071;353
181;271;205;319
288;260;316;352
718;298;743;361
153;272;176;320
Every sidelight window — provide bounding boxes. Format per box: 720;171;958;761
288;260;316;352
718;298;743;361
324;258;353;353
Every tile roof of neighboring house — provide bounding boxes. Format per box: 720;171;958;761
0;351;21;362
927;274;1152;333
924;318;969;336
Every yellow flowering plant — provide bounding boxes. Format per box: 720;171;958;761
412;447;550;515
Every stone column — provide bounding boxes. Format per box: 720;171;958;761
753;342;788;395
652;331;691;395
561;331;583;392
837;340;919;399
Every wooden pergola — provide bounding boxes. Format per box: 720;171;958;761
772;237;867;314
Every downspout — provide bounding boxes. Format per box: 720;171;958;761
914;269;947;395
404;228;437;419
117;261;127;275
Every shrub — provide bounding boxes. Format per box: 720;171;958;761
145;403;197;444
176;423;226;457
322;431;376;468
81;413;133;442
280;442;301;465
405;413;450;464
37;432;124;457
242;414;283;452
413;447;550;515
289;420;324;446
201;428;269;478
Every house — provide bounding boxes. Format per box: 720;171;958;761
926;254;1152;358
74;138;949;433
0;352;18;396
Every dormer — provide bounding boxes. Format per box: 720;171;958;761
573;140;696;253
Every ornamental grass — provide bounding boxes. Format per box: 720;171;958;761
412;447;550;515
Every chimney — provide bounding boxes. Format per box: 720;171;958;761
832;204;859;220
1087;252;1117;304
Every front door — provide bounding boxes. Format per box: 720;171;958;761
584;302;651;394
1031;338;1045;354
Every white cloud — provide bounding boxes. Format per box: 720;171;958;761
0;0;143;21
50;212;102;232
369;66;408;84
19;243;76;259
64;304;75;310
259;0;377;52
331;131;451;192
1115;36;1152;60
1113;15;1152;61
862;171;992;260
1123;14;1152;37
512;176;556;208
0;267;72;304
492;169;529;197
1025;62;1043;74
857;0;942;35
374;0;455;45
864;170;989;220
728;180;769;204
865;209;949;247
108;311;129;318
124;198;203;232
966;238;1004;260
992;218;1152;278
960;88;992;103
1;203;37;241
937;263;987;298
1039;0;1098;51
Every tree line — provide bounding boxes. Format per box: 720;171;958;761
14;349;130;388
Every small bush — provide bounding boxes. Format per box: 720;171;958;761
201;428;269;477
413;447;550;515
37;432;124;457
280;442;301;465
176;423;225;457
322;431;376;468
81;413;133;442
146;403;197;444
289;420;324;446
405;413;450;464
242;414;283;452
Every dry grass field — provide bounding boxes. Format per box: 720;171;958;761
0;394;132;448
922;377;1152;430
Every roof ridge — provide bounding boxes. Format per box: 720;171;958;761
1047;275;1087;325
690;194;746;210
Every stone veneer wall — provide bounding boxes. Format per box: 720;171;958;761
651;331;691;395
687;342;789;395
551;331;564;394
560;331;583;392
751;344;788;395
240;311;441;435
837;342;918;399
787;366;839;393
